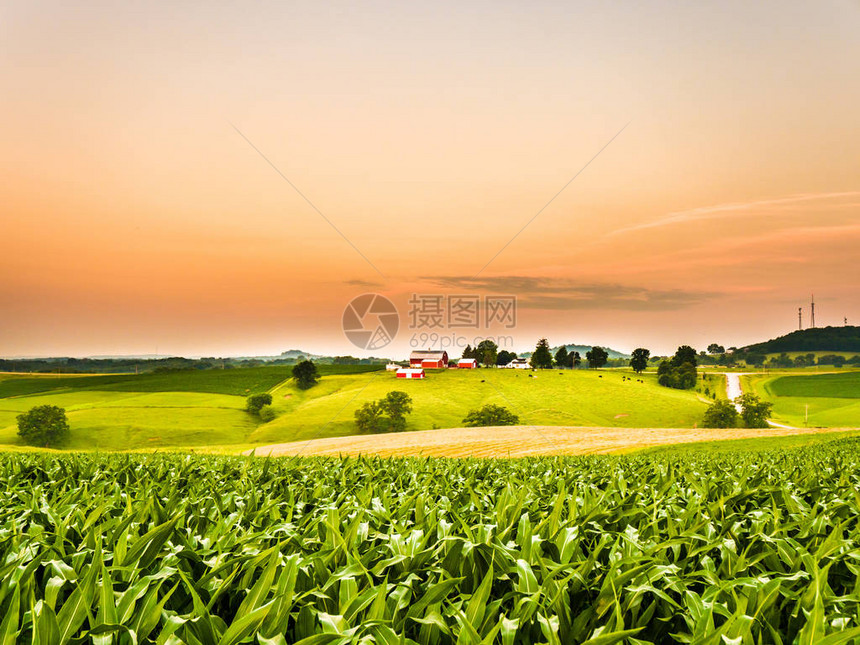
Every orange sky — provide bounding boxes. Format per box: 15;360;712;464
2;1;859;358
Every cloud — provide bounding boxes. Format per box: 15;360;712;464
344;279;385;289
419;275;713;311
609;192;860;236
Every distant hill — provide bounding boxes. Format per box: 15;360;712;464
0;350;389;374
278;349;323;360
741;326;860;354
521;343;629;360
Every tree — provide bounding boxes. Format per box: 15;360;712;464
17;405;69;447
462;345;474;360
354;401;386;434
675;362;697;389
702;400;738;428
530;338;553;369
381;391;413;432
246;392;273;415
554;346;569;369
657;360;672;384
462;404;520;427
818;354;846;367
707;343;725;354
475;340;498;367
570;351;581;368
671;345;698;368
744;353;766;368
657;359;697;390
355;391;413;433
629;348;650;373
586;346;608;369
655;345;699;390
293;360;320;390
735;393;773;428
768;353;793;368
496;350;517;366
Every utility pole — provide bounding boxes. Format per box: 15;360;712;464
811;294;816;329
798;307;802;331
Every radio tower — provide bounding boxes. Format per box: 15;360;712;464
798;307;802;330
811;294;816;329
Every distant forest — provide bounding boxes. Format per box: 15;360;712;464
0;354;387;374
742;326;860;354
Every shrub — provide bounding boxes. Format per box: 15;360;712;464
355;391;413;433
736;393;774;428
462;404;520;427
702;399;738;428
17;405;69;447
246;393;273;414
258;405;277;422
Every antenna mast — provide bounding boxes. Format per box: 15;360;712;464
811;294;816;329
798;307;802;331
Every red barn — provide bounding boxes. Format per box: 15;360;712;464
409;350;448;369
396;368;425;379
457;358;477;369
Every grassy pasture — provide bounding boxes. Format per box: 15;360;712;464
764;350;860;360
251;368;709;445
768;371;860;398
0;363;382;398
0;391;255;449
0;367;709;451
743;372;860;428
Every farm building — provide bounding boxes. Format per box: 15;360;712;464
506;358;530;369
457;358;477;369
385;363;400;371
395;368;425;379
409;350;448;369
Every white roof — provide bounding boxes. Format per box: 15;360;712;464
410;350;446;360
396;368;425;374
458;358;477;364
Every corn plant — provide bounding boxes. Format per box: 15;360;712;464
2;442;860;643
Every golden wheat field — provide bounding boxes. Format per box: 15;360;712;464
248;425;856;458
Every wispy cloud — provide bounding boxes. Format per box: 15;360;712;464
344;279;385;289
420;275;714;311
609;192;860;236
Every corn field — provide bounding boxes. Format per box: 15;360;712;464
2;443;860;644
